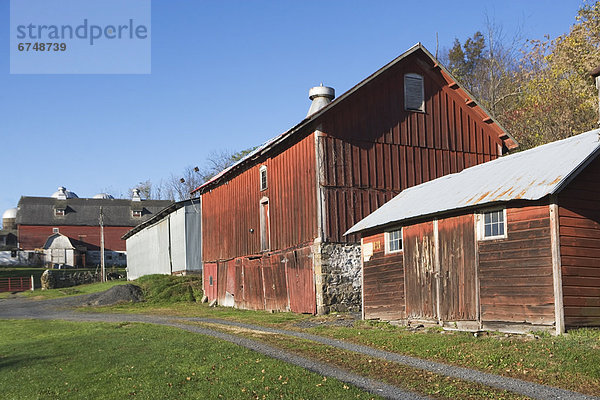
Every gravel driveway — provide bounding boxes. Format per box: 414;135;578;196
1;294;597;400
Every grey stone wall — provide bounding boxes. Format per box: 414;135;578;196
41;269;101;290
316;242;362;314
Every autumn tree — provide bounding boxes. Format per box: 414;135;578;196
443;19;522;120
503;1;600;149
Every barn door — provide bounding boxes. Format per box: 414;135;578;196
403;222;438;320
262;254;289;311
438;216;477;321
242;257;265;310
285;247;316;314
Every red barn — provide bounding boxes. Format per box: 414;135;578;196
195;43;518;314
347;130;600;334
16;187;171;267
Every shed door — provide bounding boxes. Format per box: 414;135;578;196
403;222;438;320
438;215;477;321
51;249;66;265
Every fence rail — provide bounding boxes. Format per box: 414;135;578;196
0;276;33;292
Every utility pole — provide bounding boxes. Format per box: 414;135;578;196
99;206;105;282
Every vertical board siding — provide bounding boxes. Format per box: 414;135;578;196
318;50;507;243
204;262;217;302
362;233;405;320
19;225;130;251
438;215;477;321
559;156;600;327
202;134;317;262
478;205;555;325
403;221;437;319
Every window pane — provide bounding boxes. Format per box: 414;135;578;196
485;225;492;237
484;213;491;224
491;212;498;223
498;223;504;236
492;224;499;236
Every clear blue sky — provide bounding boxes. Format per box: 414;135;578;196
0;0;583;220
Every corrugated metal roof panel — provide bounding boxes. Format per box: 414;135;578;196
346;129;600;235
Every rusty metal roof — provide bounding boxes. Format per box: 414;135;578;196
346;129;600;235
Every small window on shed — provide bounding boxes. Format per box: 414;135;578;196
385;228;403;253
132;210;142;218
259;165;268;191
404;73;425;112
53;227;59;234
54;209;65;217
479;209;507;240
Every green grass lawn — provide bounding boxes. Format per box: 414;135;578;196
0;319;380;400
99;301;600;395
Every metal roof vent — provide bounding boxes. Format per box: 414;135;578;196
306;84;335;117
131;188;142;202
51;186;78;200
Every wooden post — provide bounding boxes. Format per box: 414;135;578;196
433;219;442;324
100;206;105;283
30;275;34;291
550;200;565;335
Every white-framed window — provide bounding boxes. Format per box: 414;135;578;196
54;209;65;216
259;165;268;191
385;228;403;254
52;227;59;233
132;210;142;218
404;73;425;112
478;208;507;240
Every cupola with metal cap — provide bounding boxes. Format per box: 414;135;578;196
306;84;335;117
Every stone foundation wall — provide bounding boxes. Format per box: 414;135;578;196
41;269;101;290
314;242;362;314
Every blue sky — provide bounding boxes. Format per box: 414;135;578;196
0;0;584;220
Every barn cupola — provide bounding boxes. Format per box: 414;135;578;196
306;84;335;117
131;188;142;202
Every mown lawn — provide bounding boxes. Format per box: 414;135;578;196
99;300;600;396
0;319;379;400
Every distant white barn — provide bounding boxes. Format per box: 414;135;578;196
43;233;77;268
123;199;202;280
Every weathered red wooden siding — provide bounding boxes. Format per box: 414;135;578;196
202;134;317;262
478;205;554;325
438;215;477;321
559;155;600;327
204;262;217;301
362;233;405;320
18;225;129;251
403;221;437;320
317;50;507;243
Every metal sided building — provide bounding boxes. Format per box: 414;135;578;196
347;130;600;334
195;43;518;315
123;198;203;280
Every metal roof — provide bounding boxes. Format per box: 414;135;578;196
121;198;201;240
346;129;600;235
16;197;172;227
191;43;518;195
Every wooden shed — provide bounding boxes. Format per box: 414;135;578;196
346;130;600;334
194;43;518;315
